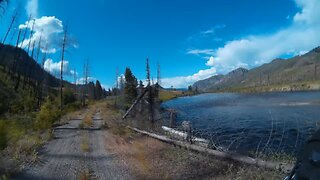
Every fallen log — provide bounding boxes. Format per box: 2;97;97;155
122;86;149;119
129;126;293;173
162;126;209;147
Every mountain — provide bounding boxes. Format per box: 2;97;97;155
0;44;64;88
0;43;106;115
193;47;320;92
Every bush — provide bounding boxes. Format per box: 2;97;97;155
9;92;36;114
65;101;82;112
0;120;7;150
63;88;77;105
35;98;61;130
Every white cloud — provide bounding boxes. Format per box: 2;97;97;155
26;0;39;18
161;67;217;88
44;58;75;77
19;16;67;54
187;49;215;56
167;0;320;87
201;29;214;35
205;0;320;73
200;24;226;35
76;77;97;85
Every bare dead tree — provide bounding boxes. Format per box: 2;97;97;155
35;34;42;62
82;59;89;106
13;29;23;91
38;42;48;106
73;67;76;85
116;67;119;90
146;58;150;86
27;18;35;53
85;59;89;87
82;63;86;106
60;25;68;110
19;15;32;49
2;10;17;44
11;28;21;74
157;62;161;86
146;58;154;122
30;40;36;58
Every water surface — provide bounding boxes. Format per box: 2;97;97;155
161;91;320;155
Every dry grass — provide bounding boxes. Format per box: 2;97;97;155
105;133;284;179
79;110;94;129
0;130;52;176
81;133;90;153
77;168;91;180
100;99;285;179
159;89;194;102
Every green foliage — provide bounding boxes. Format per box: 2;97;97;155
35;98;61;130
63;88;77;105
8;91;36;114
0;93;9;115
65;101;82;112
124;67;138;103
95;80;104;100
0;120;7;150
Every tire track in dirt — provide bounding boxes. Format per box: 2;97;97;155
13;110;131;180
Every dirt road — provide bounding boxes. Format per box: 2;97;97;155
14;110;131;180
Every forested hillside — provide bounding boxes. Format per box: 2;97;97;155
0;44;108;115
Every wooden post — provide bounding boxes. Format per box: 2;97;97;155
168;109;177;128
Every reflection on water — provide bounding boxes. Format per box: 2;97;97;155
161;91;320;155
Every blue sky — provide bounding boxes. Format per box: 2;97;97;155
1;0;320;88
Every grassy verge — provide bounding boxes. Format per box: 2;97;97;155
0;99;84;177
100;99;286;179
210;80;320;93
159;89;196;102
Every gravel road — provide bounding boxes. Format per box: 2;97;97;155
14;110;131;180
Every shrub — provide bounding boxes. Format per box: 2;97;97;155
63;88;77;105
10;92;36;114
35;98;61;130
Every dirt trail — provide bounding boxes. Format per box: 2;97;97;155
14;109;131;180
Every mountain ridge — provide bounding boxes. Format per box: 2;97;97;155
193;46;320;92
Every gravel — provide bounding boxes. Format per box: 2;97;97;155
13;112;131;180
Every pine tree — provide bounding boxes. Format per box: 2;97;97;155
124;67;138;102
95;80;103;99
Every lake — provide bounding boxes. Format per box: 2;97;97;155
161;91;320;155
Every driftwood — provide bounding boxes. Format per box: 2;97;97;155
162;126;209;147
129;127;293;173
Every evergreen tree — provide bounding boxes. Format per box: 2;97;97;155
87;82;96;99
95;80;103;99
124;67;138;102
139;80;144;88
